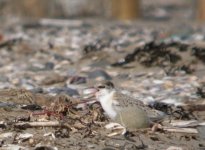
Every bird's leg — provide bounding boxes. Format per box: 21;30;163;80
151;122;163;132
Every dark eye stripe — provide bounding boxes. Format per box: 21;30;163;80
97;85;105;89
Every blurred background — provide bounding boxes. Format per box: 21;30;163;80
0;0;200;21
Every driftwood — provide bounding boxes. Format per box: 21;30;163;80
162;127;198;134
185;104;205;111
39;19;83;27
15;121;61;128
154;123;199;134
170;120;205;128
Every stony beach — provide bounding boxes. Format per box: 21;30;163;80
0;16;205;150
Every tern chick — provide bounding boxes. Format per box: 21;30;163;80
94;81;165;130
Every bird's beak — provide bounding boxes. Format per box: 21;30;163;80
82;87;99;100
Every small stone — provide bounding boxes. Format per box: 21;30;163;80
88;69;112;80
44;62;54;70
47;87;79;96
166;146;183;150
31;88;44;93
68;76;86;84
29;138;35;146
198;126;205;139
39;73;67;85
0;76;8;82
163;80;174;89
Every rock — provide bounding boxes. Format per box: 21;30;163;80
1;144;26;150
46;87;79;96
166;146;183;150
39;73;67;85
0;76;8;82
90;60;110;68
0;102;16;108
88;69;112;81
0;132;13;139
31;88;44;93
44;62;54;70
17;133;33;141
68;76;86;84
21;104;42;110
34;145;58;150
198;126;205;139
27;64;45;72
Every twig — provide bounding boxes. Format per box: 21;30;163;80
39;19;83;27
31;99;97;119
0;38;22;48
15;121;61;128
162;127;198;134
163;120;205;128
170;120;198;127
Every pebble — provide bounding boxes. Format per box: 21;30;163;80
0;11;204;150
45;87;79;96
166;146;183;150
87;69;112;80
0;76;8;82
197;126;205;139
44;62;55;70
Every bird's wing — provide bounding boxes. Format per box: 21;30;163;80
112;91;145;107
144;108;166;122
113;91;166;122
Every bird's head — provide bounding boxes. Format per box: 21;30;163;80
95;88;113;101
95;82;119;119
82;80;116;104
83;81;119;119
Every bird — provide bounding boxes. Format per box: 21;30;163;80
93;81;166;130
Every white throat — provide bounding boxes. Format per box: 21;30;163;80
98;90;117;119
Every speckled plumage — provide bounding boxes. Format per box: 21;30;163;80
111;90;165;122
95;81;165;122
